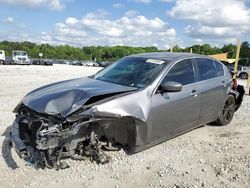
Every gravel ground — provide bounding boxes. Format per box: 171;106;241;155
0;65;249;188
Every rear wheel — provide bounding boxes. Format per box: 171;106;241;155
214;95;235;126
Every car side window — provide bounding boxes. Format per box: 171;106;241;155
162;59;195;85
196;58;217;81
214;61;224;77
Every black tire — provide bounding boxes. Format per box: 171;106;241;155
239;72;248;79
214;95;235;126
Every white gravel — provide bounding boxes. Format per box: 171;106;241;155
0;65;249;188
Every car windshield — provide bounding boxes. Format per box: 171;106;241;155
94;57;167;88
14;51;27;56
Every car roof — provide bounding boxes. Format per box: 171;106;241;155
128;52;213;62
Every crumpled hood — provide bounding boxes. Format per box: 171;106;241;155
20;77;137;117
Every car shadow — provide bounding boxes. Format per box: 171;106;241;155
1;126;18;169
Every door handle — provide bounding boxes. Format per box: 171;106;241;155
221;81;227;87
190;89;198;97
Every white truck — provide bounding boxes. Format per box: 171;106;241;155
12;50;31;65
0;50;5;65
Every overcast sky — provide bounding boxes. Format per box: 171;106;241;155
0;0;250;49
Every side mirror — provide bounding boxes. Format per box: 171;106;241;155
160;81;182;92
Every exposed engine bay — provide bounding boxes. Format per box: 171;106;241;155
11;104;135;169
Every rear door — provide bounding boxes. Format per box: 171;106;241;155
194;58;229;123
150;58;201;142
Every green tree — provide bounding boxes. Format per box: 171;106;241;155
0;40;249;64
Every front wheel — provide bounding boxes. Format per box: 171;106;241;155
214;95;235;126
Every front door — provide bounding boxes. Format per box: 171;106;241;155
149;59;200;142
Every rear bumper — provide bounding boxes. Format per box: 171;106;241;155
230;84;245;111
10;120;28;158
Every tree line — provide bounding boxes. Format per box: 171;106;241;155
0;40;249;65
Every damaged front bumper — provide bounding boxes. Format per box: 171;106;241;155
10;112;117;169
11;120;28;158
9;104;141;169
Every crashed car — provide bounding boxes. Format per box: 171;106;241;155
10;52;245;169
